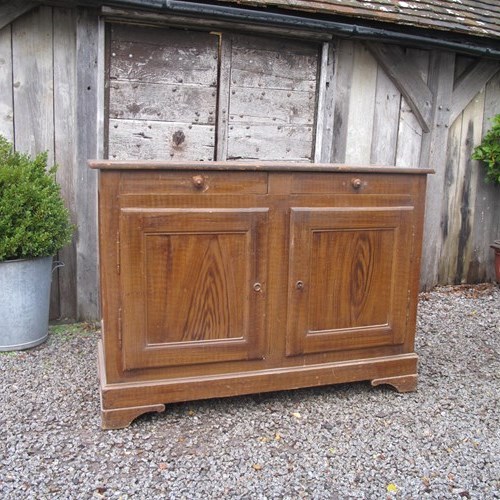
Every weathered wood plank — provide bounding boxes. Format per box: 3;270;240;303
230;35;319;92
419;51;455;290
368;43;433;133
216;34;231;160
0;0;38;31
109;81;217;124
0;25;13;141
227;123;313;161
318;42;335;163
110;26;218;86
370;64;400;165
345;42;377;164
75;8;100;320
12;6;58;318
54;7;77;320
469;71;500;282
12;6;54;165
450;59;500;125
229;87;316;125
395;49;429;168
439;91;484;283
332;40;354;163
109;119;215;161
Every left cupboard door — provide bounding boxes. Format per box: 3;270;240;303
118;207;269;371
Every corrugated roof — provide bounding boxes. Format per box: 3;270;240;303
216;0;500;40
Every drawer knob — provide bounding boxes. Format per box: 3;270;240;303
253;282;262;292
192;175;205;189
351;178;362;190
296;280;304;290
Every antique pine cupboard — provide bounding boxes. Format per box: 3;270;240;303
87;12;440;429
91;160;431;429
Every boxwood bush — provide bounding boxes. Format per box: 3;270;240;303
472;113;500;185
0;135;74;262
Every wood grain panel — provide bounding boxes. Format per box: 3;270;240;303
145;232;246;344
286;206;415;356
120;208;269;370
309;228;393;331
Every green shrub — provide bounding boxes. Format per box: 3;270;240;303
0;135;74;261
472;113;500;185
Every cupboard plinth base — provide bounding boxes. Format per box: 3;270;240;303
98;341;418;429
371;374;418;393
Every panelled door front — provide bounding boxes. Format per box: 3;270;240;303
119;207;269;371
286;206;415;356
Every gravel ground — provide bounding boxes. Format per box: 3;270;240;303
1;284;499;499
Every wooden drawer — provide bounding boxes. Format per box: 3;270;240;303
119;170;268;195
290;172;416;195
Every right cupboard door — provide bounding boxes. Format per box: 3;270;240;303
286;206;415;356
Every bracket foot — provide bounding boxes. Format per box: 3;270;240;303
371;374;417;393
101;403;166;430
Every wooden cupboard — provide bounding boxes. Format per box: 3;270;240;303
89;161;432;429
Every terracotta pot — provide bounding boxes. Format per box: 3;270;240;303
491;240;500;283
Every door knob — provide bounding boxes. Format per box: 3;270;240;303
296;280;304;290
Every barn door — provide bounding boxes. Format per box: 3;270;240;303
106;23;326;162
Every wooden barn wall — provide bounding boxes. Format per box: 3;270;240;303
1;6;499;320
0;5;100;321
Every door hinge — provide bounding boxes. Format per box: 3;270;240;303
116;231;120;274
118;307;123;349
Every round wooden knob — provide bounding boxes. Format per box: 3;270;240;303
192;175;205;189
351;178;362;190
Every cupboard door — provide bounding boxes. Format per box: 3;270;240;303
119;208;268;371
286;207;415;356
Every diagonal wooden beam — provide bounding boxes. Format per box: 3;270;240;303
450;59;500;125
0;0;39;31
367;42;433;132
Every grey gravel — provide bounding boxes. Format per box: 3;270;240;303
1;284;499;499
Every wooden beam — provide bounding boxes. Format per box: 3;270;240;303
450;60;500;125
419;50;455;290
75;7;100;320
0;1;39;30
368;43;433;133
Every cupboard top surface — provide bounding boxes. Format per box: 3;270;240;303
89;160;434;175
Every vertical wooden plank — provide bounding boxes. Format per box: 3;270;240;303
12;6;59;317
0;25;14;142
314;41;335;163
419;51;455;290
12;6;54;165
331;39;353;163
439;91;485;283
469;71;500;282
370;64;400;165
53;7;77;320
216;33;231;161
395;49;429;168
76;7;100;320
344;42;377;164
